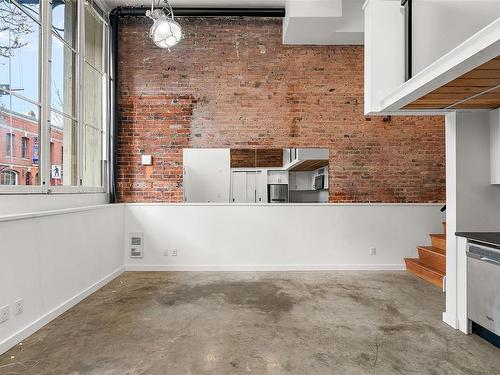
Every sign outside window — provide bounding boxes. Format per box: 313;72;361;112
33;137;39;165
51;165;62;179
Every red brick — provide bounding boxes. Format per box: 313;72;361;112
116;17;445;203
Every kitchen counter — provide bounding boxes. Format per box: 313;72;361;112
455;232;500;246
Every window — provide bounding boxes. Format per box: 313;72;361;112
0;1;41;186
21;136;28;158
83;2;107;187
25;171;31;185
0;0;110;192
50;0;78;187
0;170;17;185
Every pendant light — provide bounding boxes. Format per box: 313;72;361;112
146;0;183;50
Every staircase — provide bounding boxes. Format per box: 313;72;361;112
405;222;446;288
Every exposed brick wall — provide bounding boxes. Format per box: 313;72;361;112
117;17;445;203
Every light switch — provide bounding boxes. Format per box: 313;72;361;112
141;155;152;165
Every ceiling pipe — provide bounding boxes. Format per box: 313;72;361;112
110;7;286;18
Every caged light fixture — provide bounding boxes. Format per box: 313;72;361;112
146;0;183;50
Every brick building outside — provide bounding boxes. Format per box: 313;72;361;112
0;108;63;186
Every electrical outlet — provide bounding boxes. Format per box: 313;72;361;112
171;248;178;256
15;299;23;316
0;305;9;323
162;249;169;257
369;247;377;256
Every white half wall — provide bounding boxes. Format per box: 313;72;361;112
0;193;108;216
124;203;443;271
0;204;125;355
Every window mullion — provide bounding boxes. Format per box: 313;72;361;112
39;0;52;188
78;0;85;186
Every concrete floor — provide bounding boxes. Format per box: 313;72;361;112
1;272;499;374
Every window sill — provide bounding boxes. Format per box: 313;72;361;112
0;186;106;195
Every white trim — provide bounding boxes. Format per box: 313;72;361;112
125;264;406;272
456;235;469;334
0;203;118;223
442;312;458;330
380;17;500;112
443;112;459;330
0;266;124;356
126;202;444;207
0;186;105;194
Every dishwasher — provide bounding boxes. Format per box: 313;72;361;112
467;241;500;342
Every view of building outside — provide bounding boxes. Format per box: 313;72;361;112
0;109;63;186
0;0;98;187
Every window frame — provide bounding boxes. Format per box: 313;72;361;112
0;0;111;195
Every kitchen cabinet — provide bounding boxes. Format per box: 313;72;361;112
289;171;313;190
231;171;264;203
267;170;288;184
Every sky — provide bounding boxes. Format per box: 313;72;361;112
0;1;69;121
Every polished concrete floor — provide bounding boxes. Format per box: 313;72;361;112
0;271;499;374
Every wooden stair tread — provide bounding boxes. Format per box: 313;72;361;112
404;259;444;275
405;221;447;287
417;245;446;256
417;246;446;273
404;258;444;288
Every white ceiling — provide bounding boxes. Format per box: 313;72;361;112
105;0;365;46
104;0;286;8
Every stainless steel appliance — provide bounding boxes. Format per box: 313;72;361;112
268;184;288;203
467;241;500;336
314;175;324;190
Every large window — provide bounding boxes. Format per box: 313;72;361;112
83;2;107;187
0;0;109;190
0;0;41;186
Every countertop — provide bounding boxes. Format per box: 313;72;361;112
455;232;500;246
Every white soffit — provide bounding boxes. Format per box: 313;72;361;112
283;0;364;45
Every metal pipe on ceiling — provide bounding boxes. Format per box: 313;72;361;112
110;7;286;17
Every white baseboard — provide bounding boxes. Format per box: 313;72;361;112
0;266;125;355
125;264;406;272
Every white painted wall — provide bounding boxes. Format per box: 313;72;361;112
0;193;108;216
456;111;500;231
490;108;500;184
0;204;125;354
124;203;443;271
183;149;230;203
364;0;405;114
283;0;364;45
413;0;500;75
